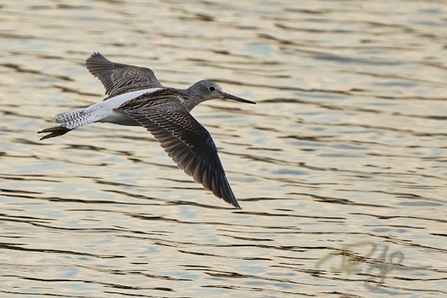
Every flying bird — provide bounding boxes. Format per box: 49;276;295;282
38;52;255;209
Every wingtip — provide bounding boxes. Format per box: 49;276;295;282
86;52;107;64
90;51;102;58
222;189;242;210
219;195;241;209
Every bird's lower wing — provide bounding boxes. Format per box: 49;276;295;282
119;104;241;209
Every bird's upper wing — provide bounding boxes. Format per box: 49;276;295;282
116;94;241;209
86;52;163;97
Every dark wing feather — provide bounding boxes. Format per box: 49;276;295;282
86;52;163;97
117;99;241;209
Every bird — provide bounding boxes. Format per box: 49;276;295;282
38;52;255;209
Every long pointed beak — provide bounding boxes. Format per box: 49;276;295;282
222;92;256;104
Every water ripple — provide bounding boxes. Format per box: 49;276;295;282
1;0;446;297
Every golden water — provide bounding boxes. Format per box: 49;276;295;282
1;1;446;297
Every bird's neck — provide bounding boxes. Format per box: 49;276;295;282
181;89;208;112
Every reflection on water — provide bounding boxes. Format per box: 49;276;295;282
1;0;446;297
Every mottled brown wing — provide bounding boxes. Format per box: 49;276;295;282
117;99;241;209
86;52;163;97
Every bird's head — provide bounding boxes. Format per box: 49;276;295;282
184;80;255;110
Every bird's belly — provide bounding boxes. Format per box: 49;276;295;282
98;112;140;126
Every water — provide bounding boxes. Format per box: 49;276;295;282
1;1;446;297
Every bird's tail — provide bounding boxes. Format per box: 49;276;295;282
38;108;96;140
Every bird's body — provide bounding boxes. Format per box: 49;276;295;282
38;52;255;209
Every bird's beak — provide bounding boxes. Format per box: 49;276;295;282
222;92;256;104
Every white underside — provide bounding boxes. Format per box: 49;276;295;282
56;88;160;129
98;111;140;126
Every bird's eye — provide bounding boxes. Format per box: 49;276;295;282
208;86;215;92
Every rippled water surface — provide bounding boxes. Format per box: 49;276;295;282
1;1;447;297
